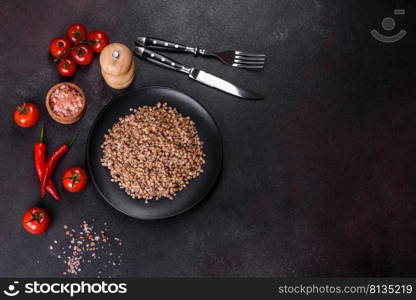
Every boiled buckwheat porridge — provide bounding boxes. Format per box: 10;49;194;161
100;102;206;203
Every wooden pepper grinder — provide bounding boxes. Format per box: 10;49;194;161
100;43;136;89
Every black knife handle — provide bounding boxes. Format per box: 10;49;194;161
134;47;191;74
135;37;210;56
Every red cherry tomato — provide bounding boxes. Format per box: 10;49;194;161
62;167;88;192
66;23;88;43
49;36;71;58
57;57;77;77
87;30;110;53
14;102;40;128
70;44;94;66
22;207;50;235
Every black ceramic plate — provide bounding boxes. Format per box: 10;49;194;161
87;86;222;220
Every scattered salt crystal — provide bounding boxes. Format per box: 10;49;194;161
49;220;123;277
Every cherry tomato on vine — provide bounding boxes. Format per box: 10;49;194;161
62;167;88;192
66;23;88;43
49;36;71;58
87;30;110;53
57;57;77;77
70;44;94;65
22;207;50;235
14;102;40;128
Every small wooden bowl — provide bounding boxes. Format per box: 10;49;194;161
45;82;86;124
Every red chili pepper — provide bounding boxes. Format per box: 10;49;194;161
46;182;61;200
40;134;78;198
34;126;61;200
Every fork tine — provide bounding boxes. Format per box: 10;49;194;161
234;56;266;62
232;64;264;69
235;51;266;57
234;57;266;64
233;60;265;65
237;54;266;58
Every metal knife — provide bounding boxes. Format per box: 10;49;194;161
133;46;263;100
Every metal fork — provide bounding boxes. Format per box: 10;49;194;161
135;37;266;69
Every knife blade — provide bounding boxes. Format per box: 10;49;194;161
134;46;263;100
188;69;263;100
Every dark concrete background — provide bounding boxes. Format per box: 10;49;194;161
1;0;416;277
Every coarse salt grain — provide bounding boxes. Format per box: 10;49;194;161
49;85;83;118
48;221;123;277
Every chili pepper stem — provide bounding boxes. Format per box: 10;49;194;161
39;125;44;143
68;133;78;147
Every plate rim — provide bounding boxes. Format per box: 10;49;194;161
86;85;223;220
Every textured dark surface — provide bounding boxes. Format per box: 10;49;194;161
0;0;416;277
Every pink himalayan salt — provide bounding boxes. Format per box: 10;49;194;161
49;84;83;118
